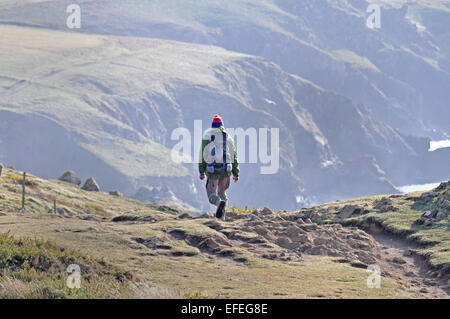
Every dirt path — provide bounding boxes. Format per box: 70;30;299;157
120;210;450;298
217;211;450;298
363;224;449;298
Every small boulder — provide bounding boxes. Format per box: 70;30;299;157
438;199;450;212
355;251;377;265
373;197;398;213
109;190;123;197
307;245;327;256
253;225;276;240
435;181;449;191
300;209;320;220
276;236;294;249
198;238;221;251
391;256;407;264
298;223;318;232
295;234;313;245
313;237;329;246
261;207;274;216
59;171;81;186
338;205;362;219
422;210;432;218
134;185;178;203
416;208;447;225
436;211;446;220
424;219;433;226
285;225;304;238
200;213;212;219
81;177;100;192
178;213;192;219
419;192;438;200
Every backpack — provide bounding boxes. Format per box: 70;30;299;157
205;131;233;174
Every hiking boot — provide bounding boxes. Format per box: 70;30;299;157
216;200;226;219
221;208;227;221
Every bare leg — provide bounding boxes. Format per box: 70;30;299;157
206;178;220;206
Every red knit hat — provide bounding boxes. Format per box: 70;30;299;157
212;114;223;128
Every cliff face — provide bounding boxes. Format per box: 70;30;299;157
0;1;449;210
1;0;448;137
0;25;419;210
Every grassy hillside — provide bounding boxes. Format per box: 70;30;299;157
0;167;448;298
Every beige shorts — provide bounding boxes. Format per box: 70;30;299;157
206;176;230;206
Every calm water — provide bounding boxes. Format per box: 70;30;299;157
429;140;450;152
396;140;448;192
396;183;440;193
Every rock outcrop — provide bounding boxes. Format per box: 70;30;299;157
134;186;178;204
338;205;365;219
133;185;199;214
414;182;450;226
81;178;100;192
373;197;398;213
194;209;380;266
58;171;81;186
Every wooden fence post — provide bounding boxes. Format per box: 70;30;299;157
54;199;57;214
21;172;26;210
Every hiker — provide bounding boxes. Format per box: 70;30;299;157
199;115;239;219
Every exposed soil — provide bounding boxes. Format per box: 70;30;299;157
218;211;449;298
130;208;449;298
364;224;449;298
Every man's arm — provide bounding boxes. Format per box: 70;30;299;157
199;138;209;175
231;139;239;178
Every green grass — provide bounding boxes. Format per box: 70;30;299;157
0;233;136;299
0;167;421;298
294;189;450;271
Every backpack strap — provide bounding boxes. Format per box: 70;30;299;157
222;131;227;164
210;134;216;157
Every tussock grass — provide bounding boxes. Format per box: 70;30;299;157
0;233;137;298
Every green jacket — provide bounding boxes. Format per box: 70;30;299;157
199;127;239;179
